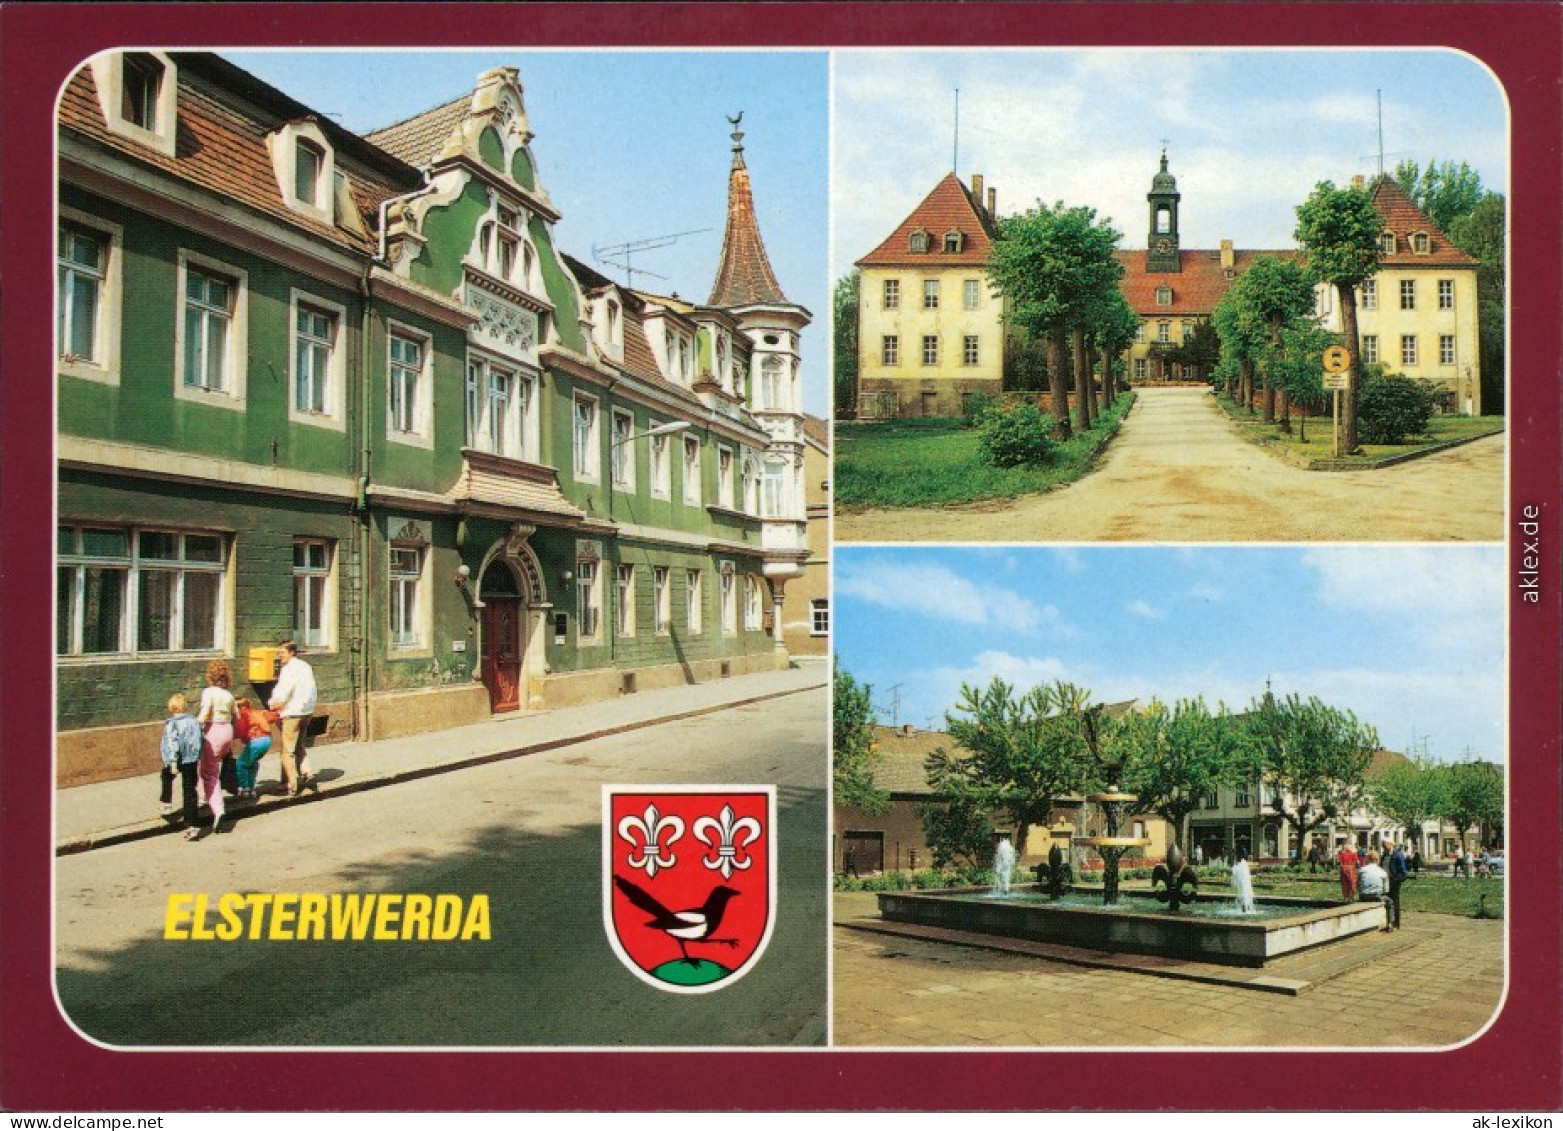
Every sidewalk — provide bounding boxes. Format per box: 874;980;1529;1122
56;658;827;855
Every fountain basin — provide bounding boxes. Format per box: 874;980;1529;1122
876;885;1385;967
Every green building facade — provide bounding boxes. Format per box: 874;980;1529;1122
57;53;810;786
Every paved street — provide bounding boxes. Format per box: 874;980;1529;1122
832;893;1503;1047
55;682;828;1047
835;386;1505;542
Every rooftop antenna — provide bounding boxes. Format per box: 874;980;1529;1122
873;683;904;727
1377;89;1384;177
592;227;710;291
952;87;960;175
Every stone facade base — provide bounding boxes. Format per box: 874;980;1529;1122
366;683;493;741
57;702;354;790
539;651;788;708
858;377;1002;420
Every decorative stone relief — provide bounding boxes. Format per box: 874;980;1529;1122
468;285;539;358
390;517;432;546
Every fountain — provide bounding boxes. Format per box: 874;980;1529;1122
1070;709;1151;905
1150;843;1200;913
988;837;1017;897
1230;851;1256;914
1033;842;1072;899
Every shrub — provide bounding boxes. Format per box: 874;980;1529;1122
961;392;998;428
976;399;1057;468
1358;374;1435;444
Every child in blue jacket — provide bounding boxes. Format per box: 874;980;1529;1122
160;693;206;839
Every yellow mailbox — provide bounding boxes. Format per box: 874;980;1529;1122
247;645;285;682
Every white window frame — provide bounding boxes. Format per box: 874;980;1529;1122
1438;279;1455;310
1401;335;1419;367
89;51;178;157
881;335;899;366
1156;321;1171;343
267;118;336;224
810;598;829;637
883;278;900;310
57;209;124;385
1134;322;1146;344
685;568;703;634
743;455;762;516
292;538;335;650
649;430;672;499
465;353;538;462
1156;285;1173;306
388;543;428;652
56;524;229;659
573;394;601;483
1410;231;1430;255
963;278;981;310
1439;334;1456;366
761;459;787;519
615;563;636;638
1400;279;1416;310
1362;335;1379;365
610;408;636;491
1360;279;1378;310
387;322;433;448
719;563;737;636
682;435;702;507
653;565;672;635
174;249;248;411
921;335;939;366
288;289;348;431
744;574;763;631
717;445;735;509
922;279;940;310
963;335;980;366
1379;232;1397;256
576;559;602;643
1133;358;1147;381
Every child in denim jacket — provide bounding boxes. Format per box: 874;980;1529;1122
160;693;206;839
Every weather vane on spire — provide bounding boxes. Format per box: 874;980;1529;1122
728;111;745;152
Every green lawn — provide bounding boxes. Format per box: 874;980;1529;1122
835;394;1134;507
1213;393;1504;466
1238;871;1505;918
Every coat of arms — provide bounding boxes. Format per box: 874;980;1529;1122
602;785;775;993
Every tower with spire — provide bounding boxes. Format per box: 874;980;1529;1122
708;112;811;631
1146;148;1182;273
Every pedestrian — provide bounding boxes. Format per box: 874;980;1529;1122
268;641;318;796
1337;841;1360;901
1410;844;1422;876
1307;842;1321;873
1357;850;1392;929
1477;847;1491;878
160;693;204;840
196;660;235;834
231;697;278;800
1386;842;1408;930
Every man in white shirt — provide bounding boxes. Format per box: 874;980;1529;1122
1357;851;1392;930
268;641;318;796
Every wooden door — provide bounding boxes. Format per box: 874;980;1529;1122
481;596;522;713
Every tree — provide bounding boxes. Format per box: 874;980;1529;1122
1091;291;1141;416
1294;182;1383;452
1167;320;1221;386
1265;321;1337;443
1240;691;1378;860
1116;697;1246;854
1436;759;1503;849
1228;256;1316;430
1449;194;1507;414
832;271;860;416
833;660;889;814
988;201;1124;439
916;795;995;871
1394;159;1486;233
1367;755;1447;844
925;678;1095;857
1212;287;1265;410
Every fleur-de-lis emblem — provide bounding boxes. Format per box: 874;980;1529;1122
693;804;763;879
618;804;685;878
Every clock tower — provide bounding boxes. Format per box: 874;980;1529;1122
1146;149;1182;273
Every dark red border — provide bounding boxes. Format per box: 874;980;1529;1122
4;2;1559;1113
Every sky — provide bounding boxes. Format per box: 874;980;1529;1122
224;49;830;415
832;48;1509;280
834;545;1506;764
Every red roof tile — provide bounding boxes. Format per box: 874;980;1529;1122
856;172;997;269
1369;177;1478;268
365;93;470;169
1116;247;1298;316
709;149;789;306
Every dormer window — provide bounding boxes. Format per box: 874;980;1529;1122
294;139;324;207
476;201;534;288
943;230;965;254
1156;285;1173;306
1410;231;1430;255
909;229;929;253
90;51;178;157
1378;231;1397;256
268;119;336;223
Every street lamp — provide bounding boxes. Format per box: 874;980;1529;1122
614;419;691;448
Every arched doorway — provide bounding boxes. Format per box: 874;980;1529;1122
479;559;524;713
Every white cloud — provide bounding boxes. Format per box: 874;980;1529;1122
835;559;1052;632
1126;599;1165;620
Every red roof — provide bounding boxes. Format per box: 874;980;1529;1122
708;150;789;307
59;62;414;257
1369;177;1479;268
856;172;997;269
1116;248;1297;316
